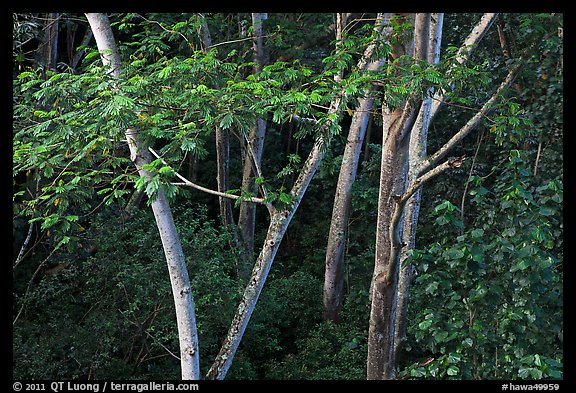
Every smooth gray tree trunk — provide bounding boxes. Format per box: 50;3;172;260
85;13;200;380
323;14;389;322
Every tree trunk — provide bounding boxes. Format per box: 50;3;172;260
367;13;428;380
367;102;418;380
85;13;200;380
323;13;389;323
197;14;235;227
323;96;375;322
39;13;59;75
237;13;268;272
207;127;335;380
393;12;443;366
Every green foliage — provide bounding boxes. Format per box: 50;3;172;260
13;204;241;380
263;322;366;380
13;13;562;381
400;149;562;380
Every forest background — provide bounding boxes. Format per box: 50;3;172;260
12;12;563;381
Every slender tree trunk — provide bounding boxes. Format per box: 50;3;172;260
197;14;235;226
367;13;428;380
393;12;443;366
85;13;200;380
71;27;93;71
207;13;389;377
40;13;59;74
237;13;268;272
215;125;235;225
429;13;498;122
323;13;390;322
207;122;336;380
323;95;375;322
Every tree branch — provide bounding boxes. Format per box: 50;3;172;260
382;155;466;288
416;60;522;177
429;13;499;122
401;155;466;205
147;147;268;206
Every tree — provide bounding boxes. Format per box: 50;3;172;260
366;11;556;379
323;13;389;322
237;13;269;274
13;12;561;381
84;13;200;380
393;12;498;366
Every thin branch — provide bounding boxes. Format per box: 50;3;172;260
460;131;484;235
242;130;269;201
429;13;499;122
147;147;267;205
290;113;318;124
13;245;59;326
13;221;34;269
401;155;466;205
135;14;192;48
119;307;181;361
381;155;467;293
533;141;542;176
416;61;522;177
207;34;274;49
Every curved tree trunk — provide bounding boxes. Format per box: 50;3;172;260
85;13;200;380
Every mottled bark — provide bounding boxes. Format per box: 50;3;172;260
367;100;418;380
85;13;200;380
323;97;374;322
367;13;426;380
393;12;443;366
323;13;389;323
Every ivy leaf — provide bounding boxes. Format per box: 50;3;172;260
418;319;432;330
447;365;459;376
